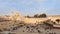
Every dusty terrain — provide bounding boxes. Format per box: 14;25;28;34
0;15;60;34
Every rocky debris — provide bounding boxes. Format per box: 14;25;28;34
0;19;60;34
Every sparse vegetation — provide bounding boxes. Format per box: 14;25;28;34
38;13;47;18
34;14;38;18
25;13;47;18
26;15;31;18
56;19;60;22
34;13;47;18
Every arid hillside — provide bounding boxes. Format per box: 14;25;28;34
0;15;60;34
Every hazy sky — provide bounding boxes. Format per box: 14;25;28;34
0;0;60;16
